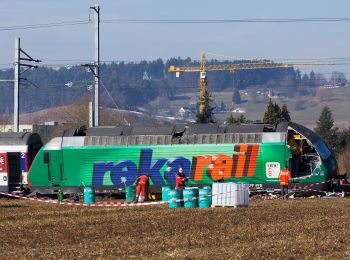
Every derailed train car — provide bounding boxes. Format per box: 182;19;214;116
0;133;43;192
25;122;339;195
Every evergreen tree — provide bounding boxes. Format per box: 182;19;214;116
295;69;302;86
301;73;309;86
314;106;337;150
263;100;274;124
263;100;279;125
281;104;291;122
309;71;316;87
263;100;291;125
220;101;226;112
195;90;215;123
232;89;242;104
225;114;246;124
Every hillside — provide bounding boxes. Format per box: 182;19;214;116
0;58;296;114
0;103;175;128
1;86;348;129
156;86;350;129
0;58;348;128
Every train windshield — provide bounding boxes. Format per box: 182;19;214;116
287;128;321;178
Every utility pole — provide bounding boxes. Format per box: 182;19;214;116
13;37;40;132
90;5;100;127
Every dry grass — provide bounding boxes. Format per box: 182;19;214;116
0;197;350;259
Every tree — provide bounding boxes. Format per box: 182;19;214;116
281;104;291;122
225;114;246;124
263;100;276;125
220;101;226;112
263;100;290;125
314;106;337;151
295;69;302;86
309;71;316;87
315;73;327;86
301;73;309;86
232;89;242;104
195;90;215;123
336;126;350;152
330;71;347;86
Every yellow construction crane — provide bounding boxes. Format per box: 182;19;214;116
168;51;334;122
168;51;293;121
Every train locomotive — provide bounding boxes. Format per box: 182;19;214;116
14;122;339;196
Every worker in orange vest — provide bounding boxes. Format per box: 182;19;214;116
175;167;188;190
134;174;149;203
278;165;292;199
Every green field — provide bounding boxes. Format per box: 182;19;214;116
1;197;350;259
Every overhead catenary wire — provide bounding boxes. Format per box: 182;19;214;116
2;17;350;31
100;79;119;110
0;20;91;31
102;17;350;24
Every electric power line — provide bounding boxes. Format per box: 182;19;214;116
0;20;91;31
102;17;350;24
2;17;350;31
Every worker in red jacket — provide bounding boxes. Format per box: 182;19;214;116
175;167;188;190
134;174;149;203
278;165;292;199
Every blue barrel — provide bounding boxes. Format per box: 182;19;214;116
203;185;212;191
183;188;198;208
83;187;95;204
125;185;136;202
162;186;172;202
167;189;182;208
198;188;212;208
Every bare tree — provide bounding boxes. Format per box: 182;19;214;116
337;148;350;176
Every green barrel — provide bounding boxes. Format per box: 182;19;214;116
183;188;198;208
198;188;212;208
125;185;136;202
162;186;172;202
83;187;95;204
167;189;182;208
57;189;64;202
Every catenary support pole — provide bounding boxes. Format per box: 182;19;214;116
14;37;20;132
90;5;100;127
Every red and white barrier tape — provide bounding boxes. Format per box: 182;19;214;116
293;179;331;190
0;180;340;206
0;188;249;207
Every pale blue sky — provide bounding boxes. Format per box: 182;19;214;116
1;0;350;74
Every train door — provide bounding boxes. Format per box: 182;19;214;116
0;153;8;192
7;152;22;192
44;151;63;186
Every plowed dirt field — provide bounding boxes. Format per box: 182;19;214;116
1;198;350;259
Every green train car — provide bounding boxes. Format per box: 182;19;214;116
26;122;339;195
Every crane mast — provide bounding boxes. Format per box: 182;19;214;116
199;51;208;117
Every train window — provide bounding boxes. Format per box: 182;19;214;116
43;152;50;164
288;130;321;178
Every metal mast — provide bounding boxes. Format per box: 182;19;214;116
90;5;100;127
199;51;208;118
13;37;40;132
14;38;20;132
